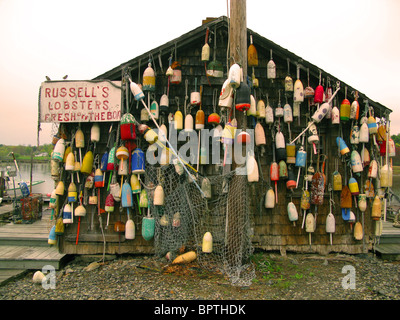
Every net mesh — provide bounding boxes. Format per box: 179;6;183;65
143;159;255;287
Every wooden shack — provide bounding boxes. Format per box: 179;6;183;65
40;16;392;257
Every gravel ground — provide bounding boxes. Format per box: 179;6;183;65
0;251;399;301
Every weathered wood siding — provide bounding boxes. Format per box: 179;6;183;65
58;21;380;255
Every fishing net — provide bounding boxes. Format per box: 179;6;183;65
143;159;255;287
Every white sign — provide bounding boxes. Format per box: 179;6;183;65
39;80;122;123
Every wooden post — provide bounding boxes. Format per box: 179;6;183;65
229;0;247;135
226;0;248;268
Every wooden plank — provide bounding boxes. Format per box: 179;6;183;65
0;269;27;286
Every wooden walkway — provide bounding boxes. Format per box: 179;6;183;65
0;205;68;286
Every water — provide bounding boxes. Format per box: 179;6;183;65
3;161;54;196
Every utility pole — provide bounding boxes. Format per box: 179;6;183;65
226;0;249;270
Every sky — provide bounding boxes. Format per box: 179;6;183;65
0;0;399;146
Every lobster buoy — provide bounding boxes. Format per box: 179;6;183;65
68;182;77;203
121;181;133;208
350;125;360;145
371;195;382;221
158;94;169;116
142;216;155;241
257;100;266;119
139;189;148;208
228;63;241;89
62;204;73;224
235;82;251;112
221;121;236;145
94;168;103;188
255;123;266;146
247;34;258;67
172;251;197;265
340;98;351;121
247;154;259;182
380;164;393;188
305;213;315;233
326;213;336;243
267;50;276;79
348;177;360;196
150;100;159;120
375;219;383;237
80;151;94;175
354;222;363;240
294;79;304;103
265;188;275;209
265;104;274;125
142;62;156;92
367;115;377;134
174;108;183;130
131;148;145;174
286;143;296;164
208;112;220;125
48;225;57;245
287;202;298;224
32;271;45;284
341;186;352;220
368;159;378;179
218;79;234;109
158;124;168;143
311;102;330;123
300;189;311;211
170;60;182;85
331;105;340;124
350;100;359;121
295;146;307;168
195;109;205;130
247;95;257;117
358;194;367;212
75;204;86;217
154;185;165;206
279;160;288;180
389;139;396;157
120;113;136;141
350;150;363;173
125;219;135;240
283;104;293;123
52;139;65;162
90;123;100;145
107;147;116;171
314;84;324;104
130;174;141;194
184;113;194;132
332;170;342;191
286;167;297;189
336;137;350;155
202;232;213;253
55;180;65;196
129;79;145;101
65;152;75;171
116;146;129;172
105;194;114;213
359;122;369;143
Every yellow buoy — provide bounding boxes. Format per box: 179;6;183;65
80;151;94;175
172;251;197;264
202;232;213;253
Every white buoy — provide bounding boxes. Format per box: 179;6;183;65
265;188;275;209
125;219;135;240
202;232;213;253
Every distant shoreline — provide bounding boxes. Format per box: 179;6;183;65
0;158;50;164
